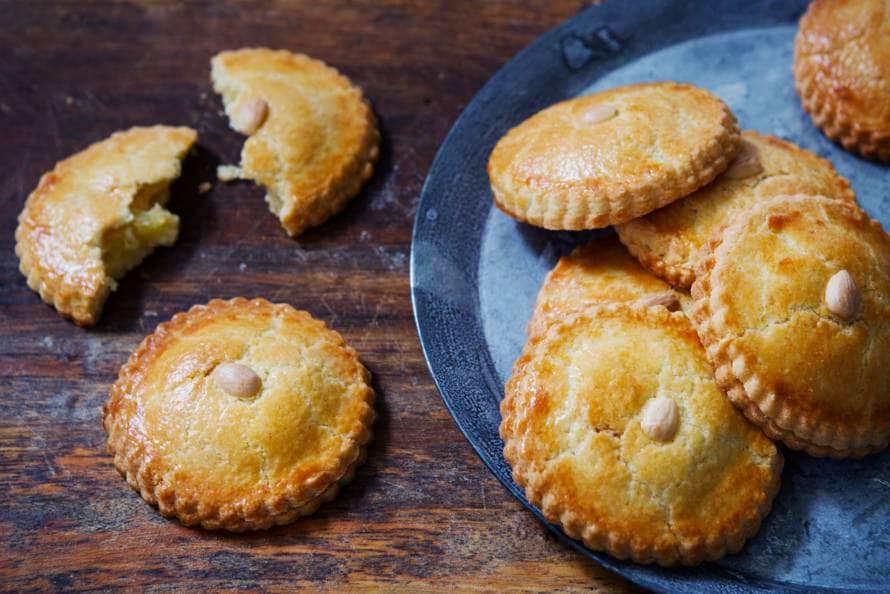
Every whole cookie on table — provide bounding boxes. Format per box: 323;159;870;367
103;298;375;531
15;126;197;326
692;194;890;458
617;130;856;288
793;0;890;162
487;81;740;230
502;303;782;566
527;235;685;339
212;48;380;237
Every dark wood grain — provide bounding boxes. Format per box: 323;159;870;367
0;1;637;591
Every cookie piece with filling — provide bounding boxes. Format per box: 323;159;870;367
212;48;380;237
692;194;890;457
15;126;197;325
487;81;740;230
617;131;855;288
502;303;782;566
103;298;375;531
527;235;685;338
793;0;890;162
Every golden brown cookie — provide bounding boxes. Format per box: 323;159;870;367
501;303;782;566
616;131;856;288
527;235;684;338
15;126;197;326
103;298;375;531
691;194;890;458
487;81;740;230
793;0;890;162
212;48;380;237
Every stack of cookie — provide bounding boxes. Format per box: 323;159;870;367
489;80;890;565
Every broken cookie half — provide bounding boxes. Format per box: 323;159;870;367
15;126;197;325
211;48;380;237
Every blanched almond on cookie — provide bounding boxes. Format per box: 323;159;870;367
639;291;682;312
231;96;269;134
723;139;763;179
582;103;617;125
641;396;679;442
825;269;860;321
488;81;740;230
213;362;262;398
211;48;379;237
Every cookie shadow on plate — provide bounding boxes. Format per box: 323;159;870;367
514;216;599;265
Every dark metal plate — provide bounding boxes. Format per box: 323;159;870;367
411;1;890;591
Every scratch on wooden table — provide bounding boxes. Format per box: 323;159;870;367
27;426;58;477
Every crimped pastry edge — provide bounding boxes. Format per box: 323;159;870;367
792;18;890;163
488;83;741;230
103;297;376;531
15;217;110;326
501;302;783;566
615;225;696;289
211;48;381;237
690;195;890;458
615;130;859;290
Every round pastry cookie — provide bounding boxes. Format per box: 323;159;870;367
501;303;782;566
15;126;197;325
691;195;890;458
527;235;685;338
103;298;375;531
793;0;890;162
211;48;380;237
616;130;856;288
487;81;740;230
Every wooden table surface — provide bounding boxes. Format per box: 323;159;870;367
0;1;638;591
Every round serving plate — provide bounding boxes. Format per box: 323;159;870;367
410;1;890;591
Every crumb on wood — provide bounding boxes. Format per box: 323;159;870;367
216;165;241;182
198;181;212;194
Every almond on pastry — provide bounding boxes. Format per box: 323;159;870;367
487;81;740;230
212;48;380;237
527;235;688;339
501;302;782;566
103;298;375;531
617;131;855;289
691;194;890;458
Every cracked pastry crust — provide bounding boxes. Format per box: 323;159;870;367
501;303;782;566
103;297;375;531
691;195;890;458
15;126;197;326
527;235;684;339
211;48;380;237
793;0;890;162
616;131;856;288
487;81;740;230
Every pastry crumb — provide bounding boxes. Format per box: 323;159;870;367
198;181;212;194
217;165;241;182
